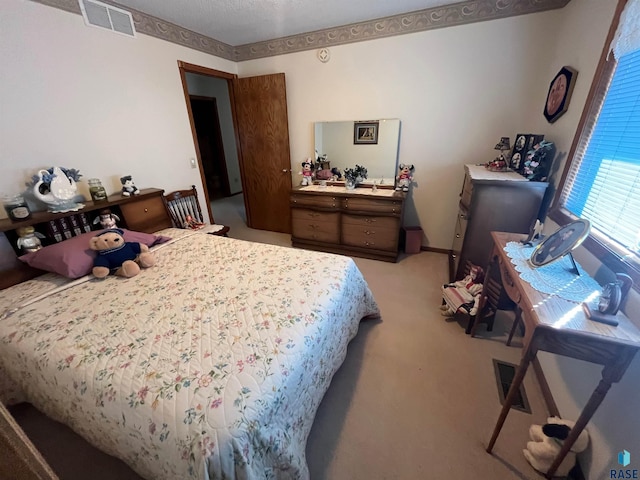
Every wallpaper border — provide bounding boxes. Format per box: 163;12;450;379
30;0;570;62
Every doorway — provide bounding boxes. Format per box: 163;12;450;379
189;95;231;200
178;61;292;234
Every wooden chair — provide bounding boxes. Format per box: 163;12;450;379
163;185;229;236
469;259;517;339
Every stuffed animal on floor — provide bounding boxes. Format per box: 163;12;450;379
90;228;155;278
523;416;589;478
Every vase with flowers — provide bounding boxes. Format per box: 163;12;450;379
343;164;368;190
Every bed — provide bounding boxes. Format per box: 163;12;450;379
0;228;379;479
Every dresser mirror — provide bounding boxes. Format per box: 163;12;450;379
314;118;401;186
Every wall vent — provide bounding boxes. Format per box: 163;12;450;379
78;0;136;38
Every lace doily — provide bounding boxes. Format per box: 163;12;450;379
503;242;601;303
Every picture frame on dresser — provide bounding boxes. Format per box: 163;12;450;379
510;133;544;174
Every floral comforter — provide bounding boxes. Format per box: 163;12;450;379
0;229;379;479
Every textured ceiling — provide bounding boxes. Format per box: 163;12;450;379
113;0;461;46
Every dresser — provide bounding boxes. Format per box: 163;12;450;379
450;164;548;282
290;185;405;262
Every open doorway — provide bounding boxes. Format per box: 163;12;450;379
178;61;293;234
189;95;231;200
178;64;244;226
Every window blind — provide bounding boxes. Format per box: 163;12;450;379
562;48;640;254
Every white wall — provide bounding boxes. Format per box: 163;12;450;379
237;12;561;248
0;0;238;222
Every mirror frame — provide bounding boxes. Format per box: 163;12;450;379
529;219;591;267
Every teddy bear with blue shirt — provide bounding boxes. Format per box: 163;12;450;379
90;228;155;278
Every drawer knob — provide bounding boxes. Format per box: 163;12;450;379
456;234;460;238
365;241;375;247
144;208;148;213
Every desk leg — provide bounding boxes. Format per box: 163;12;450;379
543;349;635;478
487;343;538;453
542;378;611;478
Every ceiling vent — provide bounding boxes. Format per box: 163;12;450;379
78;0;136;38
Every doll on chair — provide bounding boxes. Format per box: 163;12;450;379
440;264;485;316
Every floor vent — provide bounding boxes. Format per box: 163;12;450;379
78;0;136;38
493;359;531;414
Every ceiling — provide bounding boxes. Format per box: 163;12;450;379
114;0;463;46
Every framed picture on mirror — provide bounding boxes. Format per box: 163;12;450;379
354;121;379;144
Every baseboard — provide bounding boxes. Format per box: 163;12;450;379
420;245;450;255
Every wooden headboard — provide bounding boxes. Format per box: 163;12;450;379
0;188;171;290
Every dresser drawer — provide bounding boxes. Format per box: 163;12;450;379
341;213;398;230
497;254;522;304
342;223;398;251
460;172;473;209
119;195;172;233
342;197;402;215
291;211;340;243
290;194;339;209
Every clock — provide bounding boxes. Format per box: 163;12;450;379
598;282;622;315
317;48;330;63
582;273;633;326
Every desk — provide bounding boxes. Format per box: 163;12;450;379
476;232;640;478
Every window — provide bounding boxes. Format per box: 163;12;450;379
550;0;640;290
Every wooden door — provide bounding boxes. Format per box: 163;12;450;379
233;73;292;233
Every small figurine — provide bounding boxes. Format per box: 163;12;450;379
16;226;45;253
486;155;509;172
183;214;205;230
440;265;485;316
300;158;315;186
120;175;140;197
395;163;415;192
93;208;120;229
